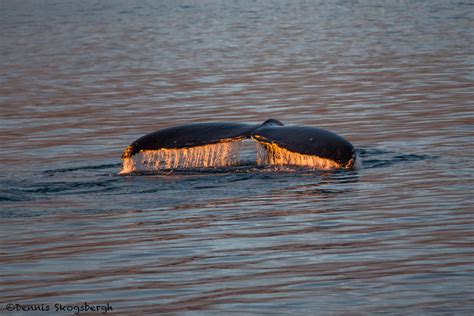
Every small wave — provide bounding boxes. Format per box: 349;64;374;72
119;164;355;177
43;163;121;175
0;180;34;202
357;147;436;169
392;154;434;162
22;178;121;195
356;147;392;158
0;194;32;202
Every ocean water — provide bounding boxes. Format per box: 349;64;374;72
1;0;473;314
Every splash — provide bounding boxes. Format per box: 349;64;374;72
120;141;242;174
256;142;342;170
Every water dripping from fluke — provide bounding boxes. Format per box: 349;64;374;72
120;142;243;174
120;140;357;175
256;142;345;170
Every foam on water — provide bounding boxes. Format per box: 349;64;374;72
120;142;242;174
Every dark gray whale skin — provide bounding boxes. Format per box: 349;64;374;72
252;122;355;167
121;122;260;159
122;119;356;168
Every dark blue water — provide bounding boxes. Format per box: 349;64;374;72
1;0;473;314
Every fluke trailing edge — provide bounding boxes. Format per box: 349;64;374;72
121;119;357;173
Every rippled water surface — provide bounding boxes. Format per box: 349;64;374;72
1;0;473;314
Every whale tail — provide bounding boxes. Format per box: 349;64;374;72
121;119;356;172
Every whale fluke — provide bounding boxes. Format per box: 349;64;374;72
121;119;356;172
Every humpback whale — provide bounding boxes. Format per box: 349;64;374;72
121;119;356;173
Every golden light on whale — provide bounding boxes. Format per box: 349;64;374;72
120;119;357;174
